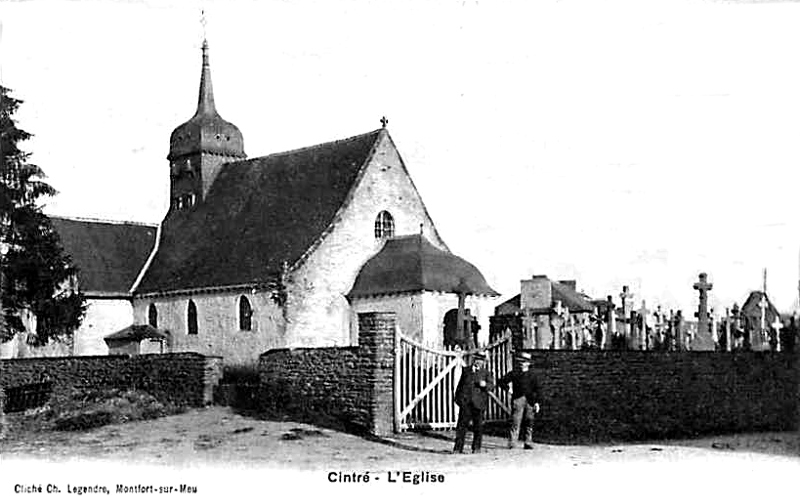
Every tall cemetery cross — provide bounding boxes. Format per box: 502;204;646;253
693;273;713;349
771;316;783;352
639;301;650;350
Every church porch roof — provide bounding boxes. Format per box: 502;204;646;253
348;234;498;298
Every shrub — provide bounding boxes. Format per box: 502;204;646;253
45;388;184;432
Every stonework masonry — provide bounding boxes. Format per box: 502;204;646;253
133;290;284;366
522;350;799;442
0;353;222;407
284;134;446;348
258;312;395;436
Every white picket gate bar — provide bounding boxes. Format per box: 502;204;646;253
393;331;513;432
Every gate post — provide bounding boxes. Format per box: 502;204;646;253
357;312;396;437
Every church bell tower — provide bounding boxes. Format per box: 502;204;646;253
167;39;246;212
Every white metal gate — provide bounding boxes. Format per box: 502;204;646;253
393;332;512;432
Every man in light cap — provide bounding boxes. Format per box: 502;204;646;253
497;351;541;449
453;351;494;454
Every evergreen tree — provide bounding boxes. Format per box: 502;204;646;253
0;85;85;345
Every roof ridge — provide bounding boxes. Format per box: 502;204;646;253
47;214;158;228
237;129;383;164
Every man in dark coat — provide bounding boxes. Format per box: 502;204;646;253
497;351;541;449
453;351;495;454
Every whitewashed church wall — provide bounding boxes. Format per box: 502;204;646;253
284;133;446;347
73;298;133;356
421;292;497;348
133;291;284;366
349;294;423;344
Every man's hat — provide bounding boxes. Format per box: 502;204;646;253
514;352;532;362
472;351;487;360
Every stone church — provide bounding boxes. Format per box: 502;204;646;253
10;39;498;364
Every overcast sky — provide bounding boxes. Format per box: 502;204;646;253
2;0;800;316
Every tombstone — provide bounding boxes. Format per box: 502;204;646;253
639;300;650;350
770;317;782;352
710;309;719;350
619;286;634;340
564;306;576;350
519;308;537;349
724;307;732;352
605;296;616;350
674;310;684;351
551;301;566;350
758;294;770;350
692;272;715;350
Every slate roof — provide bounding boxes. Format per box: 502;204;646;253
494;281;595;315
50;217;157;296
104;324;167;341
348;234;498;298
741;291;780;320
137;129;385;294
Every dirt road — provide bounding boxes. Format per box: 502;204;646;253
1;407;798;501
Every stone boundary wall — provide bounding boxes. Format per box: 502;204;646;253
0;353;222;408
259;312;395;436
521;350;799;442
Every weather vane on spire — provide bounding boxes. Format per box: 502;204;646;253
201;9;207;40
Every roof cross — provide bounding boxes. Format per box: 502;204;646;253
380;116;388;128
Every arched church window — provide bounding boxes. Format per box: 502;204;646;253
239;296;253;331
374;211;395;239
148;304;158;329
187;300;198;335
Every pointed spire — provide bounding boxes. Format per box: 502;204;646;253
196;39;216;115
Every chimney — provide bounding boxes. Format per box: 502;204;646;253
521;275;552;311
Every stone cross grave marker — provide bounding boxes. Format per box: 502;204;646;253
564;306;575;349
654;305;665;346
724;307;732;351
759;294;768;333
606;296;616;349
639;300;650;350
674;310;684;350
693;272;714;349
710;308;718;346
771;317;783;352
552;300;565;349
619;286;634;338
